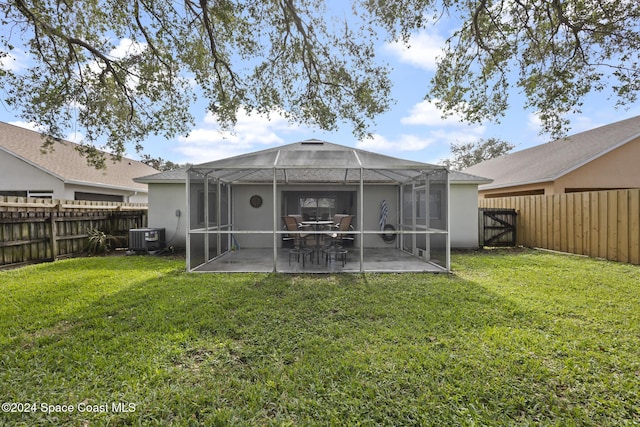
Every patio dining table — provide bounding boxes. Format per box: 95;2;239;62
300;220;334;263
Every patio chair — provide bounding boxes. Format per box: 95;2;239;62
330;215;354;247
282;216;314;265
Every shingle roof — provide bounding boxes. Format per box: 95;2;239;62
463;115;640;190
0;122;158;191
448;170;493;185
135;166;189;183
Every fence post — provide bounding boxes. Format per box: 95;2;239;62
49;202;59;260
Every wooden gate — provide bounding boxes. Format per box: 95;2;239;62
479;208;517;247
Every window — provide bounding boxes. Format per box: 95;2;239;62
75;192;123;202
299;196;336;220
28;191;53;199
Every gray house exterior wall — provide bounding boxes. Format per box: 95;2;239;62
142;178;483;250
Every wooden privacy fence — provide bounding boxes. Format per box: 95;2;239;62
0;196;148;268
479;189;640;265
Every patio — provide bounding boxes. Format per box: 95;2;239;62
191;247;448;273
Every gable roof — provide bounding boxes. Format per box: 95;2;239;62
463;115;640;190
0;122;157;192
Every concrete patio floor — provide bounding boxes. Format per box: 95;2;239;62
191;247;448;273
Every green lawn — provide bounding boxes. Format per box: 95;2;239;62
1;249;639;426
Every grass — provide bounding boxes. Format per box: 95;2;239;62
0;249;639;426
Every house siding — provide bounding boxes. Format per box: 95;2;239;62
555;137;640;192
0;150;64;197
450;184;481;248
147;180;480;251
478;138;640;198
147;182;186;249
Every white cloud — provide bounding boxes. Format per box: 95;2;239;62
174;108;305;163
357;133;435;153
9;121;43;132
526;112;606;143
9;120;86;148
109;38;146;60
355;98;487;164
0;49;29;72
396;99;486;145
401;100;470;127
65;131;84;144
383;31;446;71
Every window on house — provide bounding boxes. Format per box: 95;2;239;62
75;192;123;202
27;191;53;199
299;196;336;220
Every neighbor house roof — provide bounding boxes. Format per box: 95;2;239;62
136;140;491;185
0;122;157;192
463;115;640;190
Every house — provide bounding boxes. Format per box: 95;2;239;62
464;115;640;198
0;121;157;202
136;140;491;273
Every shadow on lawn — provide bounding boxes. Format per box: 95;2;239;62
6;266;635;425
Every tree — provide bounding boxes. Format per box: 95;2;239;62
366;0;640;138
447;137;514;170
2;1;639;167
1;0;391;167
140;155;182;172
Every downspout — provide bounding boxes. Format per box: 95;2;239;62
273;150;281;272
186;170;191;271
204;173;210;263
273;166;278;272
359;167;364;273
446;167;451;272
127;191;138;203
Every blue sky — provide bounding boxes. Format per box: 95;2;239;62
2;9;640;168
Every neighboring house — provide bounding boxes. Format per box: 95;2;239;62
135;140;491;271
0;121;157;202
464;115;640;198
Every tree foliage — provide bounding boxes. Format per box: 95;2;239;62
1;0;391;167
2;0;639;167
448;137;514;170
140;155;182;172
365;0;640;138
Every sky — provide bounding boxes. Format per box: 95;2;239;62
2;6;640;168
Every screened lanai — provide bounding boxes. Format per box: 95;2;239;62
186;140;449;273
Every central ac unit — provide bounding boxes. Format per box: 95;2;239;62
128;228;166;252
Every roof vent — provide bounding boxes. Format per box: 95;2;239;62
301;140;324;145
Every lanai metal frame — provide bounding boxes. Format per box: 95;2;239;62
185;141;450;273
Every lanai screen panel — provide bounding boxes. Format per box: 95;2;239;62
187;169;231;271
427;169;449;269
186;141;450;272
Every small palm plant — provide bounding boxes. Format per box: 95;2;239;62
86;228;114;255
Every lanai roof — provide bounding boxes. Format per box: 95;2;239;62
135;142;492;185
188;139;446;184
